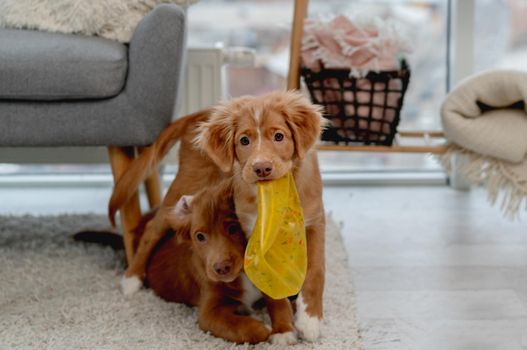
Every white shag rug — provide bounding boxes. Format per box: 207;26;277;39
0;214;362;350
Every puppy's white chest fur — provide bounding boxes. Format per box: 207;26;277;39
234;180;258;238
240;272;262;309
239;213;257;239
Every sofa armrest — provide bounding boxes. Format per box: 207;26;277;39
126;4;186;119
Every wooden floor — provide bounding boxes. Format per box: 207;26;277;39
323;187;527;350
1;184;526;349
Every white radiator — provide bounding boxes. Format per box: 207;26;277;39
178;47;224;116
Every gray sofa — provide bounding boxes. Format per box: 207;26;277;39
0;4;187;263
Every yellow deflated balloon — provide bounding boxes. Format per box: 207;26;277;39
244;172;307;300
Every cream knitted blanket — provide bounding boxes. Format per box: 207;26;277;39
440;70;527;219
0;0;198;43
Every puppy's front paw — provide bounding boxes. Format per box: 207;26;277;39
240;320;271;344
269;331;298;345
120;275;142;296
294;294;321;342
295;314;320;342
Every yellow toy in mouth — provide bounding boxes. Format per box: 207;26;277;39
244;172;307;300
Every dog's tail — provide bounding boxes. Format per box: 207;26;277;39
77;210;157;251
76;209;157;250
73;230;124;250
108;109;210;227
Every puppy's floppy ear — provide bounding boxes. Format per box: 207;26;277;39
195;105;236;173
175;195;194;218
166;195;194;238
281;91;326;159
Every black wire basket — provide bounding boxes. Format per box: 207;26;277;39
301;60;411;146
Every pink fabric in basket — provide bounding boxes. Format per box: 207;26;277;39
302;15;409;75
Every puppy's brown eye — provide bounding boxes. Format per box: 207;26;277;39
240;136;250;146
196;232;207;242
274;132;284;142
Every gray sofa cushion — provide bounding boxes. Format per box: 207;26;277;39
0;29;127;100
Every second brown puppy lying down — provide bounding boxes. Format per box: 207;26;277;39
145;182;297;345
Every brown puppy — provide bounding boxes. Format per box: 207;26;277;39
146;183;296;345
110;91;326;341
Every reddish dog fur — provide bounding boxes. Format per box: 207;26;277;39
143;183;295;344
110;91;326;341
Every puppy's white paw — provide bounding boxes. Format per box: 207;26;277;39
295;314;320;342
294;294;321;342
120;275;142;296
269;331;298;345
295;315;320;342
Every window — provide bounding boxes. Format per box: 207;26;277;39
189;0;449;129
474;0;527;73
188;0;449;173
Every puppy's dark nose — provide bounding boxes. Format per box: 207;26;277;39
214;260;233;275
252;161;273;178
